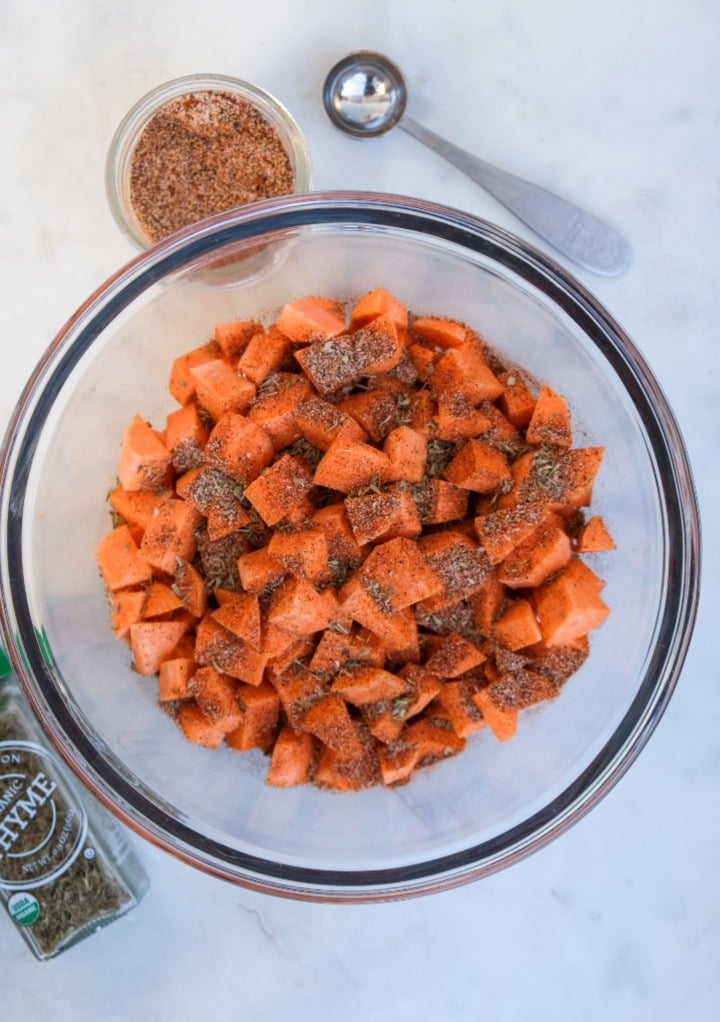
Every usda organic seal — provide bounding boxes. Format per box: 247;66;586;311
7;891;40;925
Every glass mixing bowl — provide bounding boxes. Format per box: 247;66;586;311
0;193;700;900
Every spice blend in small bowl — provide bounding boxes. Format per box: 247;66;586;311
106;75;311;249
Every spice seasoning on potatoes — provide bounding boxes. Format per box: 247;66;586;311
97;287;613;792
129;90;294;244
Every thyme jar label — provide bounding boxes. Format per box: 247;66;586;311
0;741;88;891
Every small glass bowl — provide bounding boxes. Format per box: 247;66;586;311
105;73;312;250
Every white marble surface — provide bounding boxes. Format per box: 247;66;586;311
1;1;718;1018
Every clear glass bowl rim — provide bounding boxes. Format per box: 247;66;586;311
0;191;701;900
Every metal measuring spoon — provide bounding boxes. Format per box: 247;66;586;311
322;51;631;276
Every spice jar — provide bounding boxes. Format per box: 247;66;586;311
105;73;312;250
0;649;149;960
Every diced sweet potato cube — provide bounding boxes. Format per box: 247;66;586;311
576;515;615;552
313;720;380;791
189;359;256;421
431;679;486;737
194;614;267;685
267;528;328;582
431;341;504;405
443;438;512;494
382;426;427;483
293;396;368;451
394;665;443;720
263;630;314;676
407;342;441;382
294;335;361;395
411;316;469;349
435;395;492;441
214;320;262;360
266;576;332;636
345;485;422;546
339;576;420;658
168;341;219;405
526;385;572;448
97;524;153;592
276;295;347;343
266;725;316;787
359;536;443;610
471;688;518;742
474;503;546;564
337;388;398;443
165;402;209;472
117;414;173;492
410;479;469;525
225;681;280;751
330;666;407;706
204;413;274;484
237;327;290;385
190;666;242;731
351;315;403;375
237;548;287;595
212;592;262;649
498;520;572;589
173;558;208;618
300;693;361;755
109;588;146;639
141;580;184;618
138;497;200;575
108;485;172;531
532;559;609;647
377;718;464;785
424;632;485;678
273;672;326;731
313;439;391;493
158;656;195;701
129;619;191;676
247;373;313;449
350;287;408;330
309;628;383;675
311;503;365;566
498;370;536;428
245;454;314;526
418;531;492;603
493;598;542;650
176;701;227;749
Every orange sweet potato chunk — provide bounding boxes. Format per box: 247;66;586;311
532;559;609;647
97;525;153;592
577;515;615;552
526;385;572;448
443;439;512;494
244;454;314;526
313;440;391;493
276;296;347;343
204;413;274;484
138;498;201;575
350;287;409;330
189;359;256;421
266;725;316;786
117;415;173;492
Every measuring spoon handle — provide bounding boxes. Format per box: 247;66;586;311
400;114;631;276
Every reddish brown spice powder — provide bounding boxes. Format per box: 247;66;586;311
129;90;294;244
